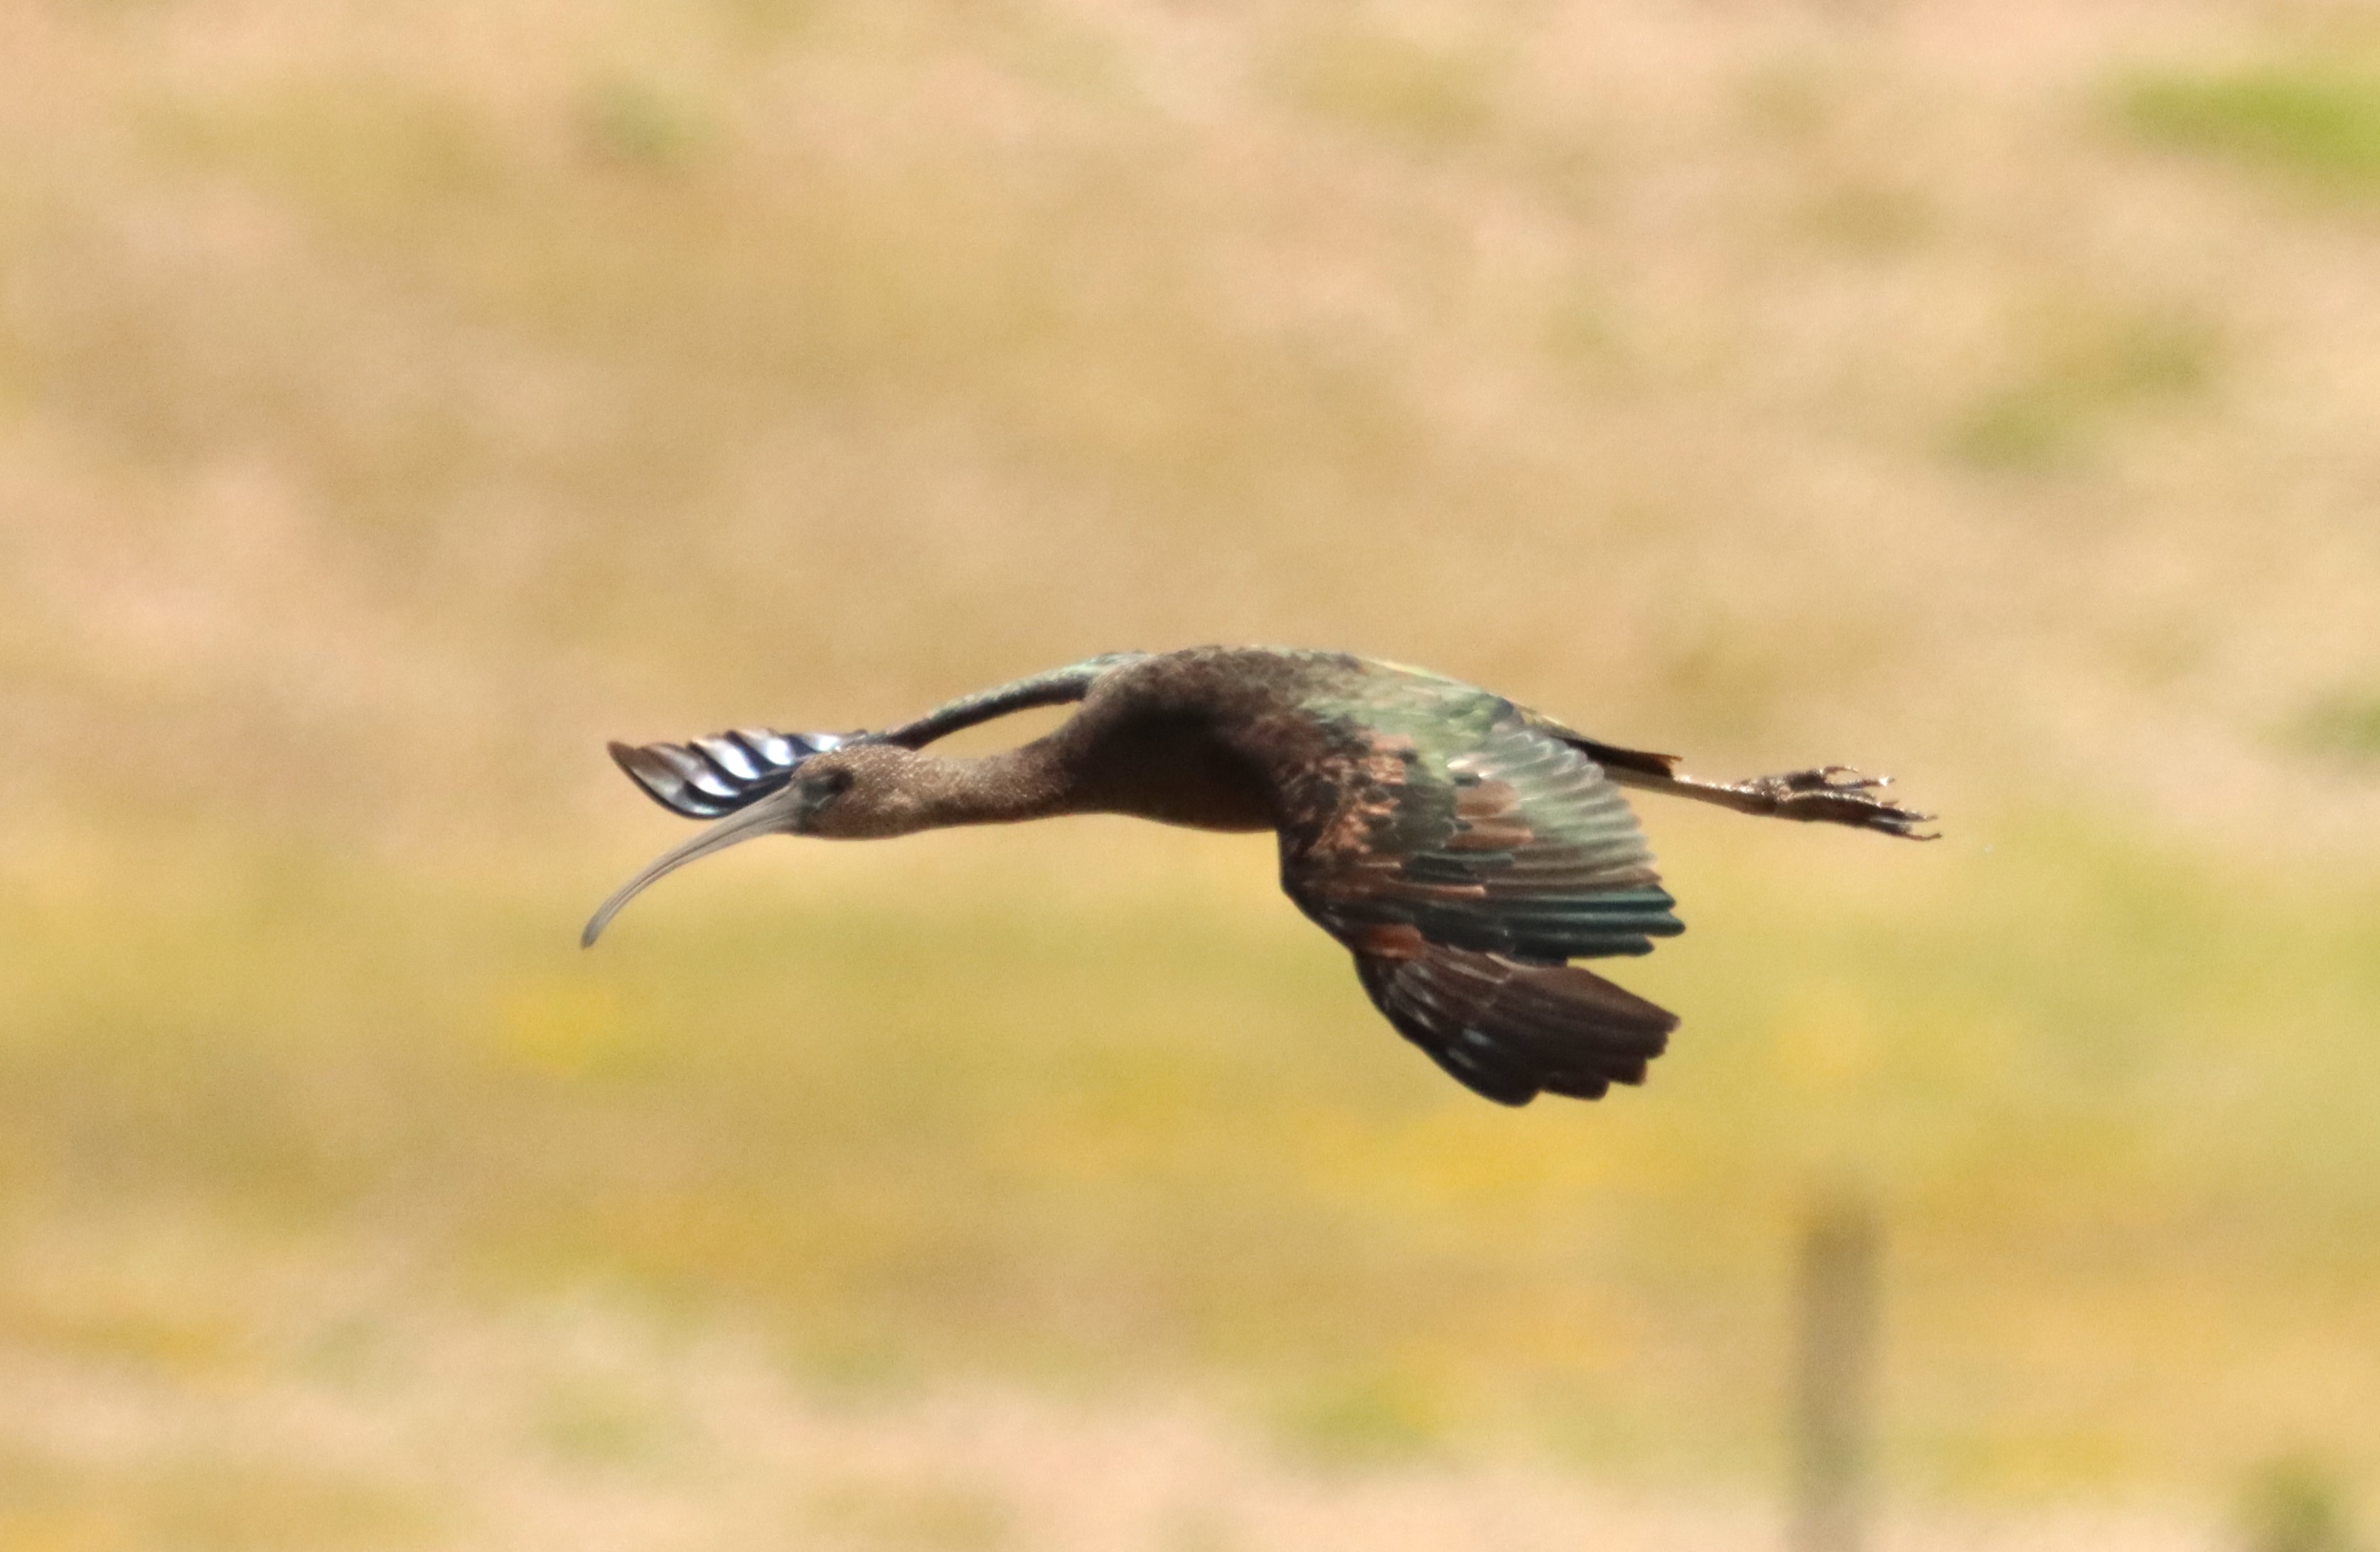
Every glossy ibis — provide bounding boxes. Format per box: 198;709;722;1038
586;647;1932;1105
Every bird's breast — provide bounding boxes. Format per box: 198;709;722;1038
1068;710;1279;833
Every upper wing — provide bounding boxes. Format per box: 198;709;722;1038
1280;700;1684;963
877;653;1148;749
1277;687;1685;1104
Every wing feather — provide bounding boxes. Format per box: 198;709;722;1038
1358;948;1678;1106
1277;682;1686;1103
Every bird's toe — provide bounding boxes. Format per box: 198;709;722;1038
1748;769;1937;838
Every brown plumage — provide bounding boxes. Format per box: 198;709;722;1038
587;647;1934;1106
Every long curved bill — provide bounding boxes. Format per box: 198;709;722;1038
581;783;804;947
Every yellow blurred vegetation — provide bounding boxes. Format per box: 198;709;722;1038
5;817;2379;1519
3;0;2380;1543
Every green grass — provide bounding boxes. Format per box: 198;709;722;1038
2121;65;2380;191
1949;308;2219;472
4;814;2377;1499
2237;1456;2369;1552
2292;689;2380;767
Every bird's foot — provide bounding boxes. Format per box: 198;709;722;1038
1740;767;1939;839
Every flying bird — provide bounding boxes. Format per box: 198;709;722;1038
586;647;1932;1105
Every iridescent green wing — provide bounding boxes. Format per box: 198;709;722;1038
1278;680;1683;963
1276;675;1683;1105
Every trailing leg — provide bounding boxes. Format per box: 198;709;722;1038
1606;764;1937;838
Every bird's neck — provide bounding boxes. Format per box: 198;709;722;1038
864;742;1084;835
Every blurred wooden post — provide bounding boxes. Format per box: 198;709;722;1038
1791;1194;1881;1552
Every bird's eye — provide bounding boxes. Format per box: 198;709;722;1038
819;769;856;796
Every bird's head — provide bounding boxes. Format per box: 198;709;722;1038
581;742;922;946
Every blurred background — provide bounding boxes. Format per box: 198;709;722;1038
4;0;2379;1546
